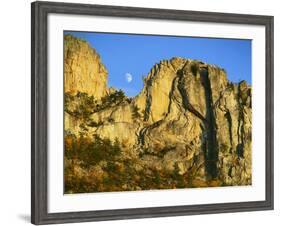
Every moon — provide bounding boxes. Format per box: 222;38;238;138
125;73;133;83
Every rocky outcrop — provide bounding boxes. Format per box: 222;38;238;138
64;35;252;191
64;35;108;99
132;58;251;185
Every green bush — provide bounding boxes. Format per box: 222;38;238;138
100;89;126;109
64;134;121;168
64;92;96;120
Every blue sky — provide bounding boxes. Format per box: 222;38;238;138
65;31;251;97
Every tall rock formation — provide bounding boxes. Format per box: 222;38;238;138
133;58;251;185
64;34;108;99
64;35;252;192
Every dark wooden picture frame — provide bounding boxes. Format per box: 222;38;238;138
31;1;274;224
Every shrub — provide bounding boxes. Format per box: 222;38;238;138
64;134;121;169
100;89;126;108
64;92;96;120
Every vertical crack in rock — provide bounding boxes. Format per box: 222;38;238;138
225;110;233;146
143;76;153;122
236;82;246;158
166;76;179;116
177;69;206;122
200;67;219;179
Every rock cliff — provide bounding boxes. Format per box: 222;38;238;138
64;35;252;193
64;35;108;99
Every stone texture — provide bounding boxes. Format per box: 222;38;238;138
64;35;252;187
64;34;108;99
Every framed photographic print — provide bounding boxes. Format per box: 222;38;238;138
31;1;274;225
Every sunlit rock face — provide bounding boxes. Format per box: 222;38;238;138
64;35;108;99
64;35;252;191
